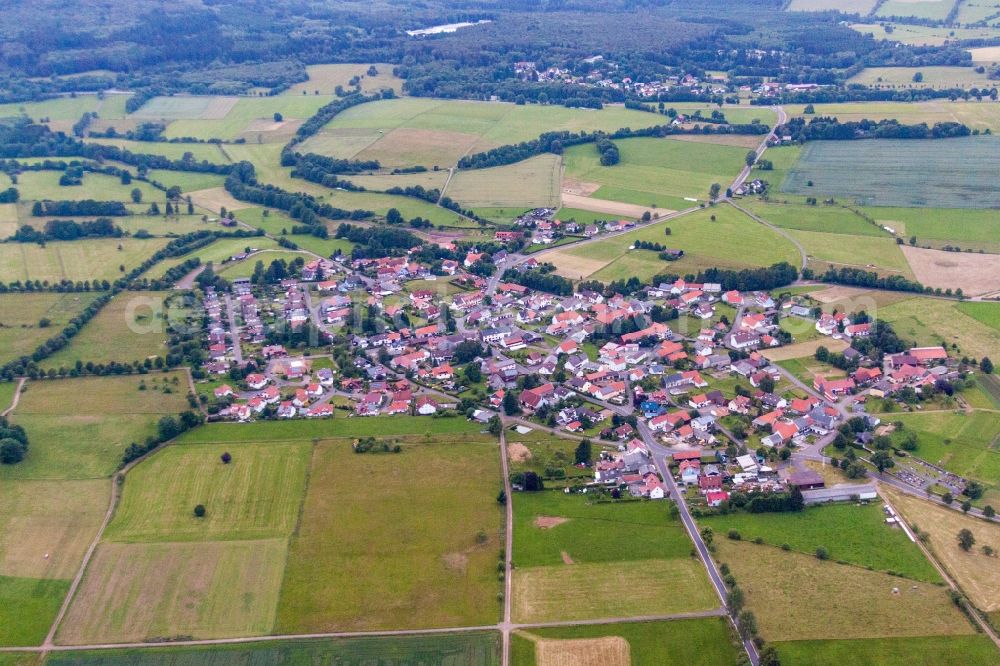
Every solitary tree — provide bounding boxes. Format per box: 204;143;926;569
574;439;592;465
942;492;954;505
221;451;232;464
273;112;283;122
958;528;975;552
962;500;972;514
130;187;142;203
708;182;721;201
194;504;206;518
982;357;994;374
984;505;996;519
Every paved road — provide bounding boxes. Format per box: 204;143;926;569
728;105;787;196
222;294;245;366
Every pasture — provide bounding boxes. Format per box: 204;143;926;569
956;302;1000;332
785;100;1000;133
150;236;281;279
848;67;995;90
851;23;1000;46
878;296;1000;360
883;485;1000;613
104;441;310;543
144;168;227;193
309;97;671;168
519;618;742;666
512;558;718;623
562;136;747;211
777;356;848;387
111;214;212;237
876;0;955;20
275;436;502;632
0;238;168;284
2;372;190;480
0;479;108;580
0;95;127;123
85;139;231;162
8;170;161;204
0;203;17;238
0;292;101;366
959;0;1000;23
285;63;405;96
741;201;886;237
41;291;175;369
789;229;915;276
700;502;940;582
177;415;485;444
774;635;1000;666
232;208;355;256
447;154;561;209
57;539;286;644
0;576;68;647
546;205;800;282
217;249;313;278
45;633;501;665
862;206;1000;253
715;539;975;641
782;137;1000;209
344;169;450;192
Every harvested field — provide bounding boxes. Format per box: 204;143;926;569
900;246;1000;297
715;539;975;641
188;187;255;215
536;637;630;666
513;559;717;623
131;96;238;120
508;443;532;463
447;155;561;209
285;63;404;96
545;251;612;280
561;178;601;196
57;539;286;644
534;516;569;529
0;479;108;580
761;337;848;362
560;193;667;219
883;485;1000;613
968;46;1000;62
667;133;765;148
356;128;482;169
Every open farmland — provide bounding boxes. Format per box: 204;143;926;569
700;502;940;582
862;206;1000;253
0;203;19;238
85;138;231;162
899;245;1000;297
883;485;1000;613
956;302;1000;332
2;372;190;480
0;238;167;284
785;100;1000;133
714;539;975;641
104;441;310;543
789;229;915;276
957;0;1000;24
45;633;501;665
150;236;282;279
782;137;1000;208
446;154;561;209
848;67;995;90
879;297;1000;360
285;63;404;96
0;95;128;123
775;635;1000;666
0;576;68;646
518;618;743;666
216;249;314;278
232;208;355;256
305;98;671;168
275;435;502;632
57;539;287;644
876;0;955;20
562;136;747;211
8;170;161;203
41;291;175;369
788;0;878;10
0;292;100;366
851;23;1000;46
741;201;887;236
546;205;800;282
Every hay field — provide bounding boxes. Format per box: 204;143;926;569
130;96;238;120
3;373;190;481
535;637;629;666
884;486;1000;612
0;96;123;122
104;442;310;543
513;558;718;623
562;136;746;211
0;238;168;284
160;96;333;142
547;205;799;282
0;479;108;580
782;137;1000;208
862;206;1000;253
0;203;18;238
784;100;1000;133
790;229;915;276
958;0;1000;23
667;133;765;149
715;539;975;641
852;22;1000;46
0;292;101;366
968;45;1000;62
775;635;1000;666
876;0;955;20
899;246;1000;297
275;437;502;632
742;201;886;236
877;297;1000;360
150;236;281;279
57;539;287;644
285;63;404;96
41;291;174;369
11;170;161;203
85;138;231;162
0;576;68;647
559;193;663;219
344;170;450;192
848;67;994;90
447;155;561;208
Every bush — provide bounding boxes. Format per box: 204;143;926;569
221;451;232;464
727;530;742;541
815;547;829;560
193;504;206;518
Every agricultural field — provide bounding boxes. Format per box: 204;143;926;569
85;138;232;162
700;502;940;582
555;207;635;226
784;100;1000;133
150;236;282;279
782;137;1000;209
177;414;484;444
275;434;502;632
862;206;1000;253
851;22;1000;46
968;45;1000;63
104;214;211;237
285;63;405;96
2;372;190;480
0;576;68;646
511;492;716;623
878;296;1000;360
0;95;128;123
216;249;314;279
883;485;1000;613
0;237;168;284
0;292;101;366
0;203;18;238
143;168;227;193
900;245;1000;297
788;0;878;10
515;617;744;666
876;0;955;20
774;635;1000;666
232;208;355;256
957;0;1000;23
56;538;287;644
7;170;161;204
848;66;995;90
446;154;561;210
715;538;975;642
741;201;887;237
546;205;800;282
103;441;310;543
562;136;747;212
305;97;672;168
343;169;450;192
789;228;915;276
46;633;501;665
41;291;176;369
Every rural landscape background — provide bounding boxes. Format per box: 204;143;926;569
0;0;999;665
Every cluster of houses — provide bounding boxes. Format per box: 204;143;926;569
594;439;667;499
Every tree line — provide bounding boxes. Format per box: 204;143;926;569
779;116;971;142
11;217;122;243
